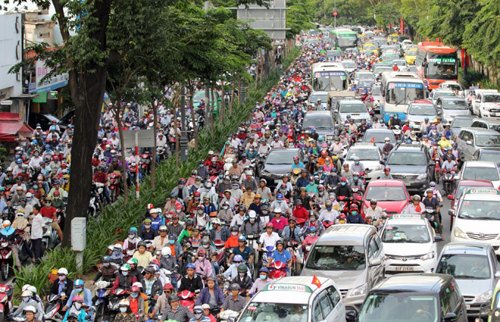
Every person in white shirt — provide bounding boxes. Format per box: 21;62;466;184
258;224;281;251
403;195;426;214
254;107;265;120
30;205;45;264
364;199;386;222
269;194;290;215
29;152;44;168
270;136;284;149
318;200;339;223
156;133;167;148
257;141;271;155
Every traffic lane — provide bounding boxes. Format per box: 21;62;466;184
438;182;453;256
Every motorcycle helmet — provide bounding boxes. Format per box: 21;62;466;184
137;241;146;248
237;264;248;273
412;195;421;201
276;240;284;247
233;255;243;262
430;181;436;187
231;226;239;232
162;247;172;256
121;264;131;271
74;279;84;287
370;199;377;205
230;283;241;291
2;220;11;228
58;268;68;275
186;263;196;270
119;299;130;307
23;306;37;313
238;236;247;243
168;294;180;303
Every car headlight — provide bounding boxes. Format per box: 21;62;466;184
476;290;492;302
416;173;427;180
347;283;367;298
420;251;435;261
454;227;467;239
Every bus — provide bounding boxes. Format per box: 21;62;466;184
332;29;359;51
380;71;426;122
311;62;350;93
415;42;458;89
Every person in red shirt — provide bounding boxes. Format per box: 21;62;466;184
224;226;240;248
292;199;309;225
40;198;63;241
92;166;111;204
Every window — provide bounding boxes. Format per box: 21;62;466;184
313;302;324;322
368;238;379;257
327;286;341;307
441;285;460;315
319;292;334;317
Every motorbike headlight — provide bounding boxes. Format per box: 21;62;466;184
476;290;492;302
347;283;367;298
416;173;427;180
420;251;435;261
454;227;467;239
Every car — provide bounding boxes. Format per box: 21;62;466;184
361;128;397;150
471;89;500;117
435;242;499;318
334;100;370;127
438;81;465;97
327;50;343;60
353;71;375;85
340;60;357;74
455;161;500;189
260;148;305;188
404;47;417;65
450;187;500;256
302;111;336;142
349;274;468;322
428;89;456;106
456;128;500;162
406;99;439;133
450;115;476;138
392;59;406;68
343;143;384;182
471;118;500;133
472;148;500;167
238;276;347;322
356;79;375;94
380;213;441;275
436;96;470;123
490;280;500;322
308;91;329;110
384;143;432;193
406;65;416;73
344;48;359;55
362;43;378;56
301;225;385;313
362;179;410;216
380;53;399;63
372;66;392;81
28;113;66;131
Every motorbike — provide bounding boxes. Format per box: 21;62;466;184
107;288;129;321
245;234;260;264
442;168;456;195
93;281;111;322
44;294;64;322
423;207;439;233
42;218;60;252
178;290;196;312
219;310;239;322
139;153;152;176
0;239;13;281
433;159;441;184
261;246;275;267
214;239;228;273
0;284;13;322
269;261;288;279
108;172;121;202
285;240;300;274
88;183;102;218
392;125;402;140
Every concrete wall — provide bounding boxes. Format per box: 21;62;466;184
0;14;23;104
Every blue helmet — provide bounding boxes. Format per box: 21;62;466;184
309;226;317;233
277;193;283;199
186;263;196;269
238;236;246;242
74;279;84;286
259;267;269;273
103;256;111;262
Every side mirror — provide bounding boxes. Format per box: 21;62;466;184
454;175;460;180
379;160;385;165
346;310;358;322
447;195;453;200
370;258;382;266
434;236;443;242
444;312;457;321
466;140;472;145
448;209;455;216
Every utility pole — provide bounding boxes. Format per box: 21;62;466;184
334;0;337;28
179;87;188;161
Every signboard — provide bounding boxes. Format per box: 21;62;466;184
31;60;69;94
430;57;456;63
465;188;500;195
121;129;155;148
315;71;346;77
33;92;47;103
388;82;424;89
264;284;312;293
333;11;338;16
0;100;12;106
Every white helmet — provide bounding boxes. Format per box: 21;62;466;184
114;243;123;250
27;286;37;294
22;290;33;297
119;299;130;306
57;268;68;275
248;210;257;219
274;207;282;214
161;247;172;257
26;192;32;198
23;305;37;313
22;284;32;292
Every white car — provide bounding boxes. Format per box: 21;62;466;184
343;143;384;182
438;81;465;97
456;161;500;189
450;187;500;255
471;89;500;117
380;213;441;275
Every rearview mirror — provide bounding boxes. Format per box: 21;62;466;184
448;209;455;216
434;236;443;242
346;310;358;322
466;140;472;145
444;312;457;321
447;195;453;200
370;258;382;266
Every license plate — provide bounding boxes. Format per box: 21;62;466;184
395;267;414;272
466;304;470;310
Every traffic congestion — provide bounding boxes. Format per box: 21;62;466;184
3;25;500;322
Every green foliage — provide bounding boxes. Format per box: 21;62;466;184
459;69;500;91
14;47;301;296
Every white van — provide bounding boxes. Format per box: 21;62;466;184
237;276;346;322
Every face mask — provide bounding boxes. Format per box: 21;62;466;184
122;272;128;276
103;263;110;267
75;288;82;293
119;307;127;313
169;240;175;245
222;206;228;210
144;225;151;229
128;234;134;239
277;200;282;203
311;217;316;222
250;218;255;222
198;256;205;261
197;210;203;214
74;303;82;310
341;182;346;186
260;275;267;280
232;232;238;236
351;211;358;215
232;185;238;189
131;292;138;298
354;177;358;181
326;207;332;211
23;297;30;303
195;313;203;320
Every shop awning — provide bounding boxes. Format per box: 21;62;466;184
0;121;33;141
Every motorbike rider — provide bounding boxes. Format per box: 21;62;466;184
122;227;140;252
23;305;43;322
178;263;204;293
140;218;158;241
0;220;22;271
149;283;174;318
91;256;118;284
223;254;251;281
258;223;281;253
231;264;253;295
177;219;195;243
346;204;364;224
159;294;195;322
270;208;288;233
382;137;394;156
63;279;92;317
11;290;44;320
318;200;339;223
132;241;153;268
282;217;302;243
379;167;393;179
40;198;64;242
229;236;254;265
334;177;353;201
248;268;271;296
268;240;292;274
220;284;246;316
364;199;386;224
194;249;213;279
423;189;443;238
49;267;74;314
403;195;426;214
167;214;184;238
303;227;319;247
141;266;163;304
195;277;224;314
303;212;325;236
111;264;137;292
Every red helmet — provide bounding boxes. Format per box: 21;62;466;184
321;150;327;156
341;177;347;182
350;204;359;211
266;223;274;228
384;167;390;172
163;283;174;291
197;249;206;255
131;286;140;292
193;191;201;197
147;203;154;210
293;156;299;161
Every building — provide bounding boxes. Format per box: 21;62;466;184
236;0;289;41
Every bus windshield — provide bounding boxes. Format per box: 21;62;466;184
337;34;357;48
386;83;425;105
426;53;458;79
313;71;348;91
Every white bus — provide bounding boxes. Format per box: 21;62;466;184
380;71;426;122
311;62;350;93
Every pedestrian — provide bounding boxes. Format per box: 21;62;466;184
30;205;45;264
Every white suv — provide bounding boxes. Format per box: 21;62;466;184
472;89;500;117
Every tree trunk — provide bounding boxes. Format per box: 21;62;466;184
189;91;198;148
254;65;259;89
237;80;241;106
151;100;158;190
174;108;179;167
112;101;129;208
230;80;235;117
220;82;225;125
210;88;215;133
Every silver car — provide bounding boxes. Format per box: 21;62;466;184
435;242;499;317
334;100;371;127
436;96;470;123
406;100;439;133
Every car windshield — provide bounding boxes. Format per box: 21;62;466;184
451;118;474;128
365;186;406;201
266;151;297;165
463;166;499;181
388;152;426;166
442;99;467;110
373;67;392;75
475;134;500;147
386;85;425;105
458;200;500;220
310;94;328;104
306;245;366;270
359;293;438;322
406;49;417;56
409;104;436;116
478;152;500;164
364;132;395;143
240;302;309;322
340;104;367;113
434;91;456;100
382;224;430;243
303;116;334;130
347;148;380;161
484;94;500;103
436;254;491;279
372;86;382;95
359;81;374;88
356;73;375;81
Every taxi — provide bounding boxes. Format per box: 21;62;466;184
450;188;500;255
404;47;417;65
362;43;378;56
238;276;346;322
380;213;441;274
